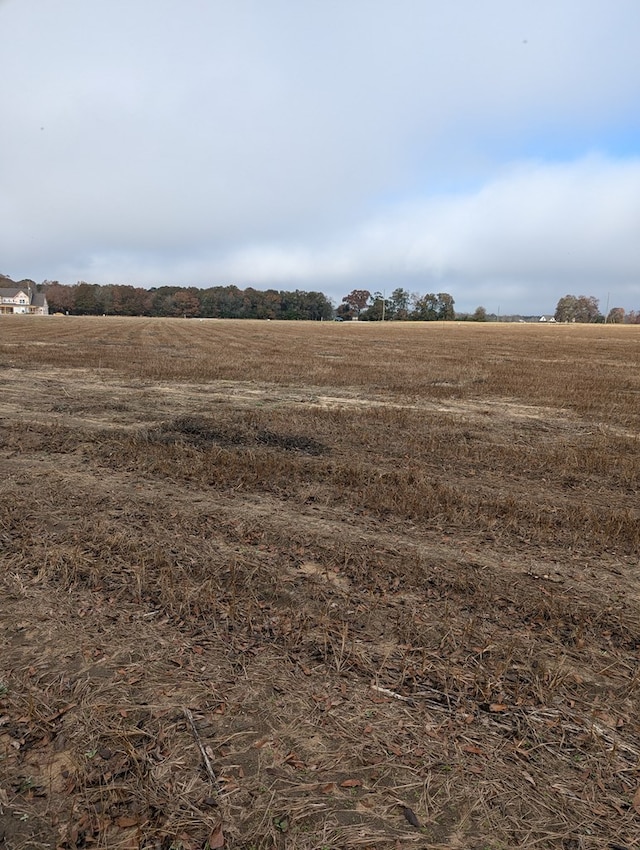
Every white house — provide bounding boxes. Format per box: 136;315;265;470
0;285;49;315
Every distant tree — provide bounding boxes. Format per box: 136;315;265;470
437;292;455;320
472;305;487;322
341;289;371;318
73;281;103;315
410;292;455;321
411;292;438;321
626;310;640;325
301;290;333;320
360;292;389;321
606;307;625;324
284;289;310;320
555;295;576;322
220;285;244;317
254;288;281;319
149;286;183;317
101;284;152;316
389;287;411;320
555;294;602;323
43;281;75;313
17;278;38;292
174;288;201;318
279;289;332;320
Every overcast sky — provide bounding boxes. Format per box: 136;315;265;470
2;0;639;313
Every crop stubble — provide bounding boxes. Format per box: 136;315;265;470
0;317;639;849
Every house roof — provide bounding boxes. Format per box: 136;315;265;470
0;287;29;298
0;286;48;306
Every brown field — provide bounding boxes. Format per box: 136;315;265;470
1;317;639;850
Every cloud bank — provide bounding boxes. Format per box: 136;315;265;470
1;0;639;312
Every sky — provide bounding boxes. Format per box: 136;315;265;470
1;0;639;315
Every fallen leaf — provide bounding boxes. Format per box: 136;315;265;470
340;778;362;788
116;815;138;828
176;832;197;850
319;782;337;794
489;703;508;713
461;745;485;756
208;823;225;848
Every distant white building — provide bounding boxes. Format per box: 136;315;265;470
0;286;48;315
538;316;556;323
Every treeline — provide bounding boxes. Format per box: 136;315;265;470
43;282;334;320
338;288;457;321
24;279;640;324
554;294;640;324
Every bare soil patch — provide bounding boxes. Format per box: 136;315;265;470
1;318;639;849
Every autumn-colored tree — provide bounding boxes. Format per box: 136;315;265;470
606;307;625;324
360;292;389;320
341;289;371;317
173;288;201;318
43;281;75;314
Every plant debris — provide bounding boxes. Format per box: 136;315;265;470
1;318;639;849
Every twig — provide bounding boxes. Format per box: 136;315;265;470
44;702;77;724
371;684;414;704
183;707;219;791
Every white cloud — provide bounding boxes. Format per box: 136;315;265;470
169;156;639;311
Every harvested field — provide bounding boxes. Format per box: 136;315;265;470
1;316;639;850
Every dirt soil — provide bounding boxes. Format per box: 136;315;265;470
1;320;640;850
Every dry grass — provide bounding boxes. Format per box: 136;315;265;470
1;317;639;849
